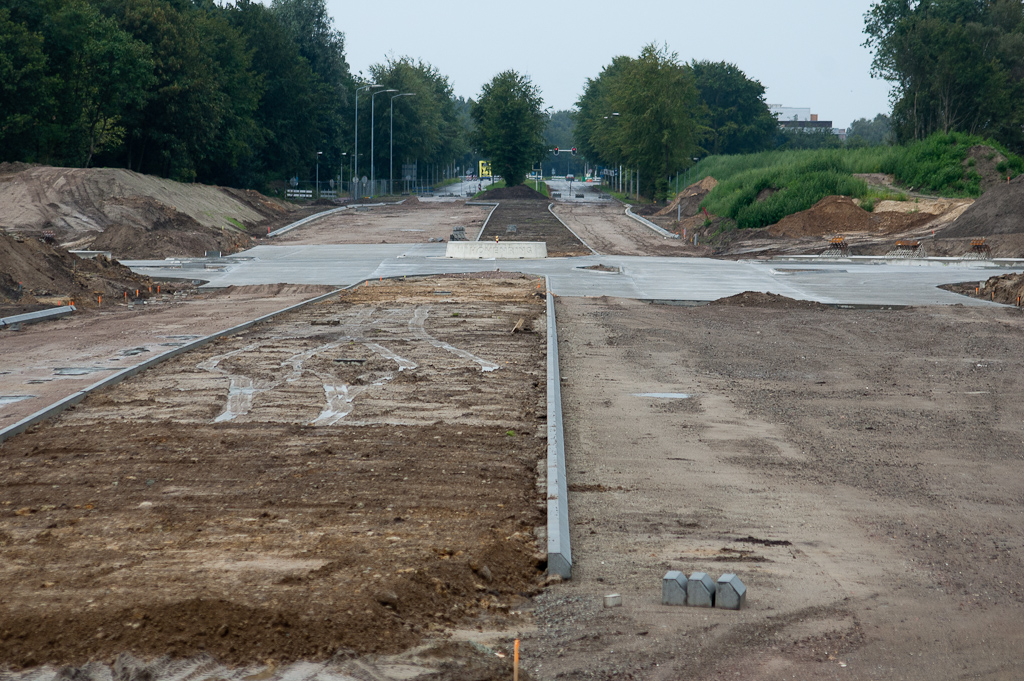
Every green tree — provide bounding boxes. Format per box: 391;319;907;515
691;60;776;156
846;113;893;146
367;56;466;185
0;8;50;162
864;0;1024;152
471;70;546;187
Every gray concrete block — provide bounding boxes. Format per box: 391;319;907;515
716;573;747;610
662;571;688;605
686;572;716;607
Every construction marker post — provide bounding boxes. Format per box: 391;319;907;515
513;639;520;681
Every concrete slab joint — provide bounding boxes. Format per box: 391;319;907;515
661;571;688;605
686;571;716;607
716;573;746;610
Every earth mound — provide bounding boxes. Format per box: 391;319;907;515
708;291;830;310
483;184;548;200
657;176;718;217
768;195;935;238
0;230;152;311
0;164;296;257
939;173;1024;238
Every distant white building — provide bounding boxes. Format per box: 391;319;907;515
769;104;841;136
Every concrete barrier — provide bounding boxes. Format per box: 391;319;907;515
716;573;746;610
445;241;547;259
546;281;571;578
662;571;688;605
687;572;716;607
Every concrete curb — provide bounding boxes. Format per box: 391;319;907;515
548;203;598;256
266;207;349;238
625;205;680;239
545;279;572;578
1;305;76;328
466;201;499;242
0;289;345;446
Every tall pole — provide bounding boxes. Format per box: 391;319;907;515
390;92;415;196
315;151;322;198
371;89;397;197
354;83;380;195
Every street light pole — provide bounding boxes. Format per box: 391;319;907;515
371;89;397;197
354;83;381;194
315;150;322;198
390;92;415;196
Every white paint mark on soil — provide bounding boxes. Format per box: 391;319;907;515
633;393;692;399
410;306;499;372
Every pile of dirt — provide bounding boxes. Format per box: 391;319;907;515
939;173;1024;238
0;230;152;310
656;176;718;217
965;272;1024;306
965;144;1013;192
708;291;831;310
479;200;588;256
482;184;548;200
0;164;296;257
768;195;936;238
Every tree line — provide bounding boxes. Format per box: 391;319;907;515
0;0;469;189
864;0;1024;154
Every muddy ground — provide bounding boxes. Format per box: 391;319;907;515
516;296;1024;680
269;201;488;246
0;276;548;669
551;203;691;257
479;201;588;257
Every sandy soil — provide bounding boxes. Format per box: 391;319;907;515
0;276;548;669
479;201;588;257
269;201;488;245
515;296;1024;680
0;285;337;427
551;203;693;257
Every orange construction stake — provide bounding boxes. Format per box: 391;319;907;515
513;639;520;681
98;295;102;306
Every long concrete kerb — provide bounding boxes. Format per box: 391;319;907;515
466;201;499;242
445;241;547;259
547;203;598;256
266;206;349;238
625;205;680;239
545;278;572;578
1;305;76;328
0;288;346;446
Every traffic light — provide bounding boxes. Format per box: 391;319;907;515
571;147;577;156
553;147;559;156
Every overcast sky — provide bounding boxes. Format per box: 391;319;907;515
328;0;892;129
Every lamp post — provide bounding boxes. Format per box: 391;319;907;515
339;151;347;192
602;112;620;192
315;150;322;198
354;83;381;192
390;92;415;196
370;89;397;197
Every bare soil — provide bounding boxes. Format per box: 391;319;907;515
940;173;1024;239
0;164;302;258
551;203;695;257
0;284;337;428
270;202;488;245
480;185;547;200
768;196;937;238
656;177;718;218
479;201;588;257
0;277;548;669
518;296;1024;680
0;231;153;311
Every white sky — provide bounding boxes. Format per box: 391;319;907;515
329;0;892;129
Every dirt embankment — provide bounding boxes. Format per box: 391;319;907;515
0;164;302;258
768;196;937;237
939;173;1024;238
656;176;718;217
0;231;153;312
708;291;831;310
944;272;1024;306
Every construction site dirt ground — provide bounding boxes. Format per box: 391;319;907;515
267;202;488;246
520;296;1024;680
0;276;548;673
0;284;337;427
550;203;693;257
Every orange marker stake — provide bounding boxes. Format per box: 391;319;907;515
125;291;128;301
98;295;102;307
513;639;520;681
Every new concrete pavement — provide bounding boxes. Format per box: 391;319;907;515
123;243;1024;307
